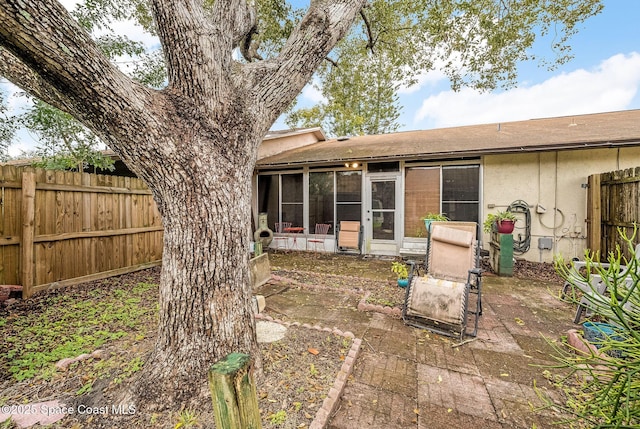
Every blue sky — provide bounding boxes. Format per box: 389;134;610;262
285;0;640;132
3;0;640;155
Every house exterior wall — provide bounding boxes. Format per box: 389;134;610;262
482;146;640;263
253;145;640;262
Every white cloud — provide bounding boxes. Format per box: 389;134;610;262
59;0;81;9
413;52;640;128
399;69;447;95
7;139;34;158
60;0;159;50
300;82;325;104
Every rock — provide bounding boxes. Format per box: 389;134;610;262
252;295;266;313
91;349;107;359
256;320;287;343
55;358;75;371
2;298;18;307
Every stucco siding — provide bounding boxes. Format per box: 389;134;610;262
483;147;640;263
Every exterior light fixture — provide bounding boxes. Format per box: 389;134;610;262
344;162;360;169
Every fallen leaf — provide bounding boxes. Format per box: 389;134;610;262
500;373;509;377
515;317;525;326
414;408;420;415
447;408;452;413
308;348;319;355
437;375;443;383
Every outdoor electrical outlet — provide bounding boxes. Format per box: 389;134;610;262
538;237;553;250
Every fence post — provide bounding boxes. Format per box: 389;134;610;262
21;171;36;298
208;353;262;429
587;174;601;255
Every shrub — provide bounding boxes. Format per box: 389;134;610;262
546;227;640;427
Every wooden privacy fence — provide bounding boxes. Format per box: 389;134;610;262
587;166;640;260
0;165;163;298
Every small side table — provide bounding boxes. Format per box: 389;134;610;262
284;227;305;250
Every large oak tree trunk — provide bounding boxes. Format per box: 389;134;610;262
0;0;367;408
153;199;256;403
127;123;262;406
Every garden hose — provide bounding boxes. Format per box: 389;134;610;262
508;200;531;254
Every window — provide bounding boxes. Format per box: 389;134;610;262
282;174;303;227
368;161;399;173
404;167;440;238
258;170;361;235
442;165;479;222
258;174;279;230
258;173;303;230
404;164;479;238
309;172;335;234
336;171;362;223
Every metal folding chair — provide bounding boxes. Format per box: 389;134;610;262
273;222;292;250
308;223;331;252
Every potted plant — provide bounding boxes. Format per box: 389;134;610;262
420;212;449;233
483;210;517;234
391;261;409;288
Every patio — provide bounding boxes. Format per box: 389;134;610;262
261;252;575;428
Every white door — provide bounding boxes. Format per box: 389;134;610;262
366;176;401;254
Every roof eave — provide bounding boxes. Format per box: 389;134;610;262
255;139;640;169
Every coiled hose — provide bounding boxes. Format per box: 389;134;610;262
508;200;531;254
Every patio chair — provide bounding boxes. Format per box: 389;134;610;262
336;221;362;254
273;222;292;250
402;223;482;341
562;243;640;324
422;221;478;273
308;223;331;252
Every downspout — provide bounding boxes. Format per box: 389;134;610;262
554;151;559;256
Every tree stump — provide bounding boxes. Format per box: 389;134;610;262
208;353;262;429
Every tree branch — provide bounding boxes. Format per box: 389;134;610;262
150;0;257;102
325;56;339;68
247;0;367;127
0;47;76;116
240;24;263;62
360;9;375;53
148;0;210;92
0;1;134;111
0;0;170;177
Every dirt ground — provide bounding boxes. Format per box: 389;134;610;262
0;266;355;429
0;251;568;428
